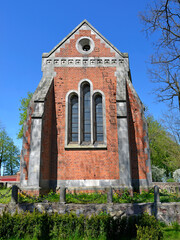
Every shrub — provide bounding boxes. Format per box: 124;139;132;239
173;169;180;182
172;221;180;231
136;213;163;240
0;211;140;240
151;165;166;182
167;178;175;182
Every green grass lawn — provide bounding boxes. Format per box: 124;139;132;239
163;227;180;240
0;187;179;204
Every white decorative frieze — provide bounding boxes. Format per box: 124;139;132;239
68;59;73;64
45;57;124;68
75;59;81;65
90;59;95;64
47;59;52;64
104;59;110;64
54;59;59;64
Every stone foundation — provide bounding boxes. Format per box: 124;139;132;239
0;202;179;224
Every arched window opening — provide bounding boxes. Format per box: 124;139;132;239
69;95;78;142
66;80;106;148
95;95;103;142
83;84;91;142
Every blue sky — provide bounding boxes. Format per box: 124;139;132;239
0;0;168;149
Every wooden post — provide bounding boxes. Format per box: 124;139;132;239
107;187;113;203
154;185;160;203
154;185;161;219
60;187;66;204
11;185;18;204
175;186;180;197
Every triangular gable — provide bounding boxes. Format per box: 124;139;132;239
42;20;128;58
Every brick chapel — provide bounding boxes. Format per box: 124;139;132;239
20;20;152;194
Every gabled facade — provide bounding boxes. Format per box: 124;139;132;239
20;20;152;194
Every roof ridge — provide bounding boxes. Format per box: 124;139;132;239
42;20;128;58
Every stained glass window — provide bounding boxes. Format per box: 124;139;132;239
83;84;91;142
70;95;78;142
95;95;103;142
67;81;105;146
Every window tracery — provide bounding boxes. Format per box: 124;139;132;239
66;80;106;148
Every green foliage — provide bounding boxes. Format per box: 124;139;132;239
151;165;166;182
147;114;180;177
0;129;20;175
159;189;180;203
17;92;33;139
173;169;180;183
136;213;163;240
66;192;107;204
0;211;179;240
163;221;180;240
1;188;179;204
0;188;11;203
18;190;60;204
0;211;127;240
171;221;180;232
0;211;170;240
113;189;154;204
166;178;175;183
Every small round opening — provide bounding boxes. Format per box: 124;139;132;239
83;45;90;51
76;37;94;54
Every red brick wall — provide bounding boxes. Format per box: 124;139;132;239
22;106;33;180
0;175;17;181
22;28;150;187
127;84;149;180
55;30;115;58
41;83;54;181
40;29;120;181
53;67;119;180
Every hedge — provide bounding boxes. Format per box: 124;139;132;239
0;211;163;240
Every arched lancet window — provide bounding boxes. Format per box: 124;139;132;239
69;95;78;142
95;95;103;142
66;80;106;148
83;84;91;142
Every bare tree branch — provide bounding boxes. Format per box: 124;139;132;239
140;0;180;110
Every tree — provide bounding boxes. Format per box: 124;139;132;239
0;129;10;176
17;92;33;139
151;165;166;182
140;0;180;110
173;168;180;182
161;108;180;144
147;113;180;177
3;140;20;176
0;128;20;176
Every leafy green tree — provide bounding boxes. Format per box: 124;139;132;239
17;92;33;139
0;129;9;176
3;140;20;175
147;113;180;177
0;129;20;176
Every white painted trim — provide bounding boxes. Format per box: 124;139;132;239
65;90;79;146
78;79;93;144
76;36;95;54
65;79;107;148
56;179;133;188
92;90;107;145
